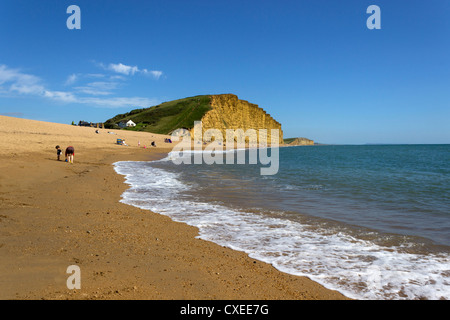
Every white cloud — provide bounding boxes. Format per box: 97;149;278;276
0;64;159;108
0;64;19;84
85;73;106;79
142;69;163;79
103;62;163;79
43;90;155;108
0;64;45;95
43;89;155;108
65;73;78;86
74;81;119;96
108;75;126;81
107;63;138;75
44;90;77;103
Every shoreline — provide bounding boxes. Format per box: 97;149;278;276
0;115;349;300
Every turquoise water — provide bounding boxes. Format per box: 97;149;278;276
252;144;450;246
115;144;450;300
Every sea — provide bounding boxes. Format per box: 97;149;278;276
114;144;450;300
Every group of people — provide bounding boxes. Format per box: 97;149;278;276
55;145;75;163
55;136;169;162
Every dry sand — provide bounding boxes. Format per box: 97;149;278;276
0;115;349;300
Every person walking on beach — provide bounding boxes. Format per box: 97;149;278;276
55;145;62;161
65;146;75;163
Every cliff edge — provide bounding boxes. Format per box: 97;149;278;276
105;94;284;144
283;137;314;146
199;94;283;144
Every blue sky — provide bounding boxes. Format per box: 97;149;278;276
0;0;449;144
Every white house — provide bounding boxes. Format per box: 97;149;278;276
126;120;136;127
118;120;136;128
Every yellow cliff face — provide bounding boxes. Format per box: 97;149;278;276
195;94;284;145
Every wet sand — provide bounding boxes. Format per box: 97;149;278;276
0;115;349;300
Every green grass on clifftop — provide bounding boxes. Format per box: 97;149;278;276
104;95;212;134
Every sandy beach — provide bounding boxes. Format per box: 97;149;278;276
0;115;348;300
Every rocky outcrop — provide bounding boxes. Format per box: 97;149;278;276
284;137;314;146
196;94;283;144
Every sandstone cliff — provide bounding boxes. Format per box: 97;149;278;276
198;94;283;144
105;94;284;145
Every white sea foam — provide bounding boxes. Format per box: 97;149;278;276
114;160;450;300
